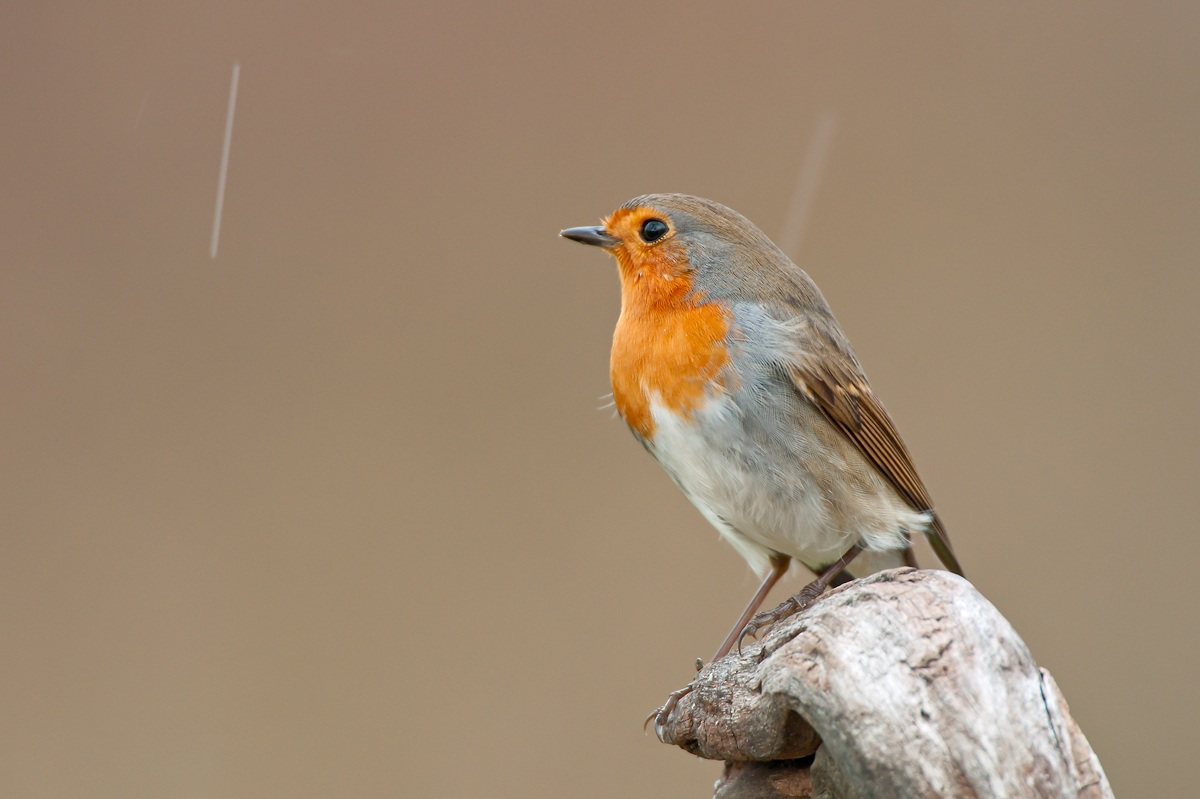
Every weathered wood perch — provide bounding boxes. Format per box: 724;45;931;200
655;569;1112;799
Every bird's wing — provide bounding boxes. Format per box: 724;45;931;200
787;356;964;576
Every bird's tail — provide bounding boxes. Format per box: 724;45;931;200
925;516;964;576
840;513;965;582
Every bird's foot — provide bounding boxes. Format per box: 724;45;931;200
644;682;696;739
737;580;828;653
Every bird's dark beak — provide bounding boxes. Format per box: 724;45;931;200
560;225;619;248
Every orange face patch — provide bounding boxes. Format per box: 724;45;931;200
602;207;731;439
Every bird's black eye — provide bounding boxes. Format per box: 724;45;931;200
639;218;669;243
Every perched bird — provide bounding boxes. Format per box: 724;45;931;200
561;195;963;720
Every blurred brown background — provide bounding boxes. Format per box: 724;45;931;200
3;2;1196;796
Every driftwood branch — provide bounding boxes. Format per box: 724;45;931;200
655;569;1112;799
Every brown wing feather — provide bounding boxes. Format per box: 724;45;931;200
789;361;964;576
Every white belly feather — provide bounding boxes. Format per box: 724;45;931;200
646;391;929;578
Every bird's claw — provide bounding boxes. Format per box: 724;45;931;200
736;583;827;653
644;682;696;739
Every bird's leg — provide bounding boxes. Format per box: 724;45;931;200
712;553;791;662
737;545;862;652
646;554;790;735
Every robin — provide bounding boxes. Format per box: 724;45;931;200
561;194;964;725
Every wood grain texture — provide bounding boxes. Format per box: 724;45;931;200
656;569;1111;799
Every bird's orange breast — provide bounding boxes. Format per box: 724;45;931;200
609;253;731;440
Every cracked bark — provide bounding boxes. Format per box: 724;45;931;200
655;569;1112;799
